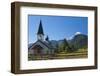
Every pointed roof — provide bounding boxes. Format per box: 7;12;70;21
37;20;44;35
28;40;52;50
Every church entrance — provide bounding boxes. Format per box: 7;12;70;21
33;45;43;55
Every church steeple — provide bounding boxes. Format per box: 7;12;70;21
37;20;44;35
37;20;44;41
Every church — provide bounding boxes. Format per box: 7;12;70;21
28;20;54;55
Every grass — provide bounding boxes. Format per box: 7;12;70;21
28;48;88;61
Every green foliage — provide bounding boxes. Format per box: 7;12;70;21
54;44;59;53
57;38;74;53
71;34;88;49
58;44;64;52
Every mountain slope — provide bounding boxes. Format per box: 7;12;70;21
70;34;88;49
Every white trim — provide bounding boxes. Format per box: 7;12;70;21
20;6;95;70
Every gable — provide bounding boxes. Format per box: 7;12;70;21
29;41;50;50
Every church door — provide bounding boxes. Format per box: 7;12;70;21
33;45;43;55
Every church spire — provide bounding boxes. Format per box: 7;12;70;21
37;20;44;41
37;20;44;35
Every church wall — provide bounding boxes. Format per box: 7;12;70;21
29;41;52;55
28;49;34;54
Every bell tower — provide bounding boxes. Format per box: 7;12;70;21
37;20;44;41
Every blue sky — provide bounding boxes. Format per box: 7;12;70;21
28;15;88;43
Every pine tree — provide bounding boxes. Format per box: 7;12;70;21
63;38;73;52
45;35;49;41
